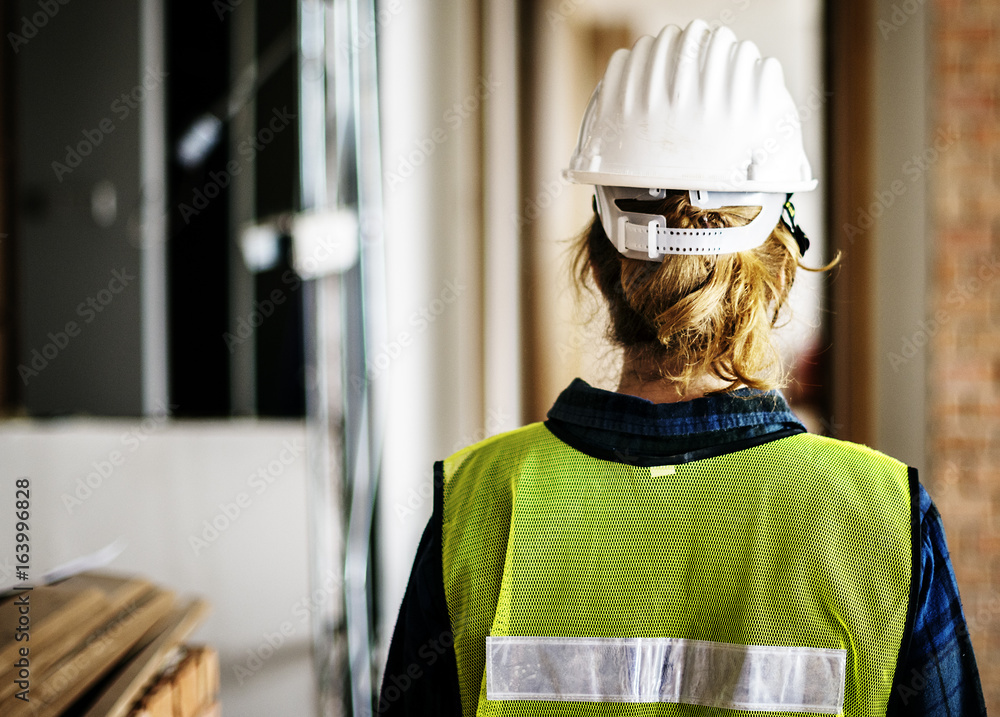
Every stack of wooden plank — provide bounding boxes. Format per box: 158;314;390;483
105;645;219;717
0;572;216;716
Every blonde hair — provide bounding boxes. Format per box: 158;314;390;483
574;191;834;394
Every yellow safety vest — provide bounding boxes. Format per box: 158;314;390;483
440;424;915;716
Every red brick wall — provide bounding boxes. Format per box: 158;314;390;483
930;1;1000;708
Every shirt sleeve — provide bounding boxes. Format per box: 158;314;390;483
890;483;987;715
378;462;463;716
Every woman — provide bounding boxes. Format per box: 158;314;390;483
379;20;986;716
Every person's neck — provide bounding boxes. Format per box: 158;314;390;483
616;357;736;404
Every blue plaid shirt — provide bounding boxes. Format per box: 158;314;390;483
380;379;987;715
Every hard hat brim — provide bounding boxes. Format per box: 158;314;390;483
563;169;819;194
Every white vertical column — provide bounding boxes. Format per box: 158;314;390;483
375;0;487;681
139;0;169;416
483;0;522;431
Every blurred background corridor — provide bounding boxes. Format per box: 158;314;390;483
0;0;997;714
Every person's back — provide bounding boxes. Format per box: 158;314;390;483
379;20;987;716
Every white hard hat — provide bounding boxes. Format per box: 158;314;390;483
565;20;817;259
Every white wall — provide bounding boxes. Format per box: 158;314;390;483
375;0;493;670
0;419;315;716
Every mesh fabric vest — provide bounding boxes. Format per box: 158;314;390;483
440;424;915;716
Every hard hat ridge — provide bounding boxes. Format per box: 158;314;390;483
565;19;817;258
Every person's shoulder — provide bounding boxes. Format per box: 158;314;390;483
442;422;549;473
782;432;910;471
440;423;552;512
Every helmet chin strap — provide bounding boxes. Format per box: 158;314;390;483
782;194;810;256
595;186;786;260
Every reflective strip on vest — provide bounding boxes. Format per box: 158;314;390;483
485;636;846;713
